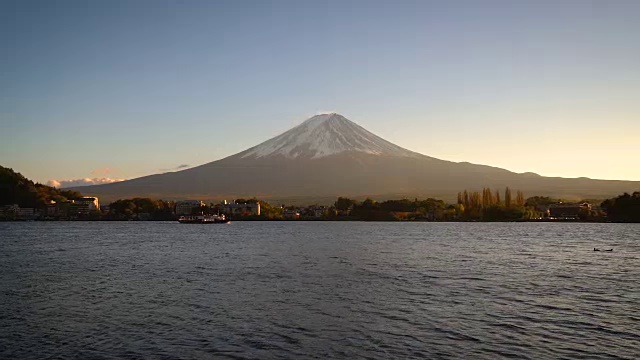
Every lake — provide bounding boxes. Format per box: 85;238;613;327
0;221;638;359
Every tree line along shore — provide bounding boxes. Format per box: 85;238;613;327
2;166;639;222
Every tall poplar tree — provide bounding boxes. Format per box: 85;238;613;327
471;192;480;209
482;188;488;208
516;190;525;207
463;190;470;209
505;187;512;208
484;188;494;207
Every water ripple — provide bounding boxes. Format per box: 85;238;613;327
0;221;638;359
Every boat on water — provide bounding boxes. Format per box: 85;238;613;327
178;214;230;224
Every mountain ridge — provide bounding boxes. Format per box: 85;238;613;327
236;113;424;160
70;113;640;203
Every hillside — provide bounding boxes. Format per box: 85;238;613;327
0;166;83;207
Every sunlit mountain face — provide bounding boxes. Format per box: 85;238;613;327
71;114;640;204
238;113;422;160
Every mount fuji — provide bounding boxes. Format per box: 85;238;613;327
74;113;639;203
239;113;421;160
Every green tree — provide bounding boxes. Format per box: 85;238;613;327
360;198;379;209
525;196;559;207
0;166;84;208
483;205;524;221
334;197;358;211
234;198;260;204
601;192;640;222
380;199;414;212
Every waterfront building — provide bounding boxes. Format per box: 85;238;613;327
283;209;300;219
46;202;58;216
69;202;90;217
548;202;591;220
75;197;100;211
17;207;35;219
0;204;19;219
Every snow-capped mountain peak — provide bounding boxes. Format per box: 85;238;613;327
240;113;421;159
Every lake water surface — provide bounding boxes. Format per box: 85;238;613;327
1;221;638;359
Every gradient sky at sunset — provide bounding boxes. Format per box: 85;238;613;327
2;0;639;185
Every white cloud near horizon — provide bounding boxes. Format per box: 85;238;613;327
47;177;126;188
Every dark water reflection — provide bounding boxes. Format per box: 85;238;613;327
1;221;638;359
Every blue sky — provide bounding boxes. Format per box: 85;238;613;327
2;0;639;185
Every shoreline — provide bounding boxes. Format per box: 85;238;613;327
0;218;623;223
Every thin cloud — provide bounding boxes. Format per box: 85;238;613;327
47;177;126;188
159;164;191;172
90;167;112;176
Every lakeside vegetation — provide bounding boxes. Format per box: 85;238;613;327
1;166;639;222
0;166;83;207
107;198;176;220
601;192;640;222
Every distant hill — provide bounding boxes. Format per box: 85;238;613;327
0;166;83;207
70;113;640;204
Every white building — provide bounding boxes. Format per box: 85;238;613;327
75;197;100;211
